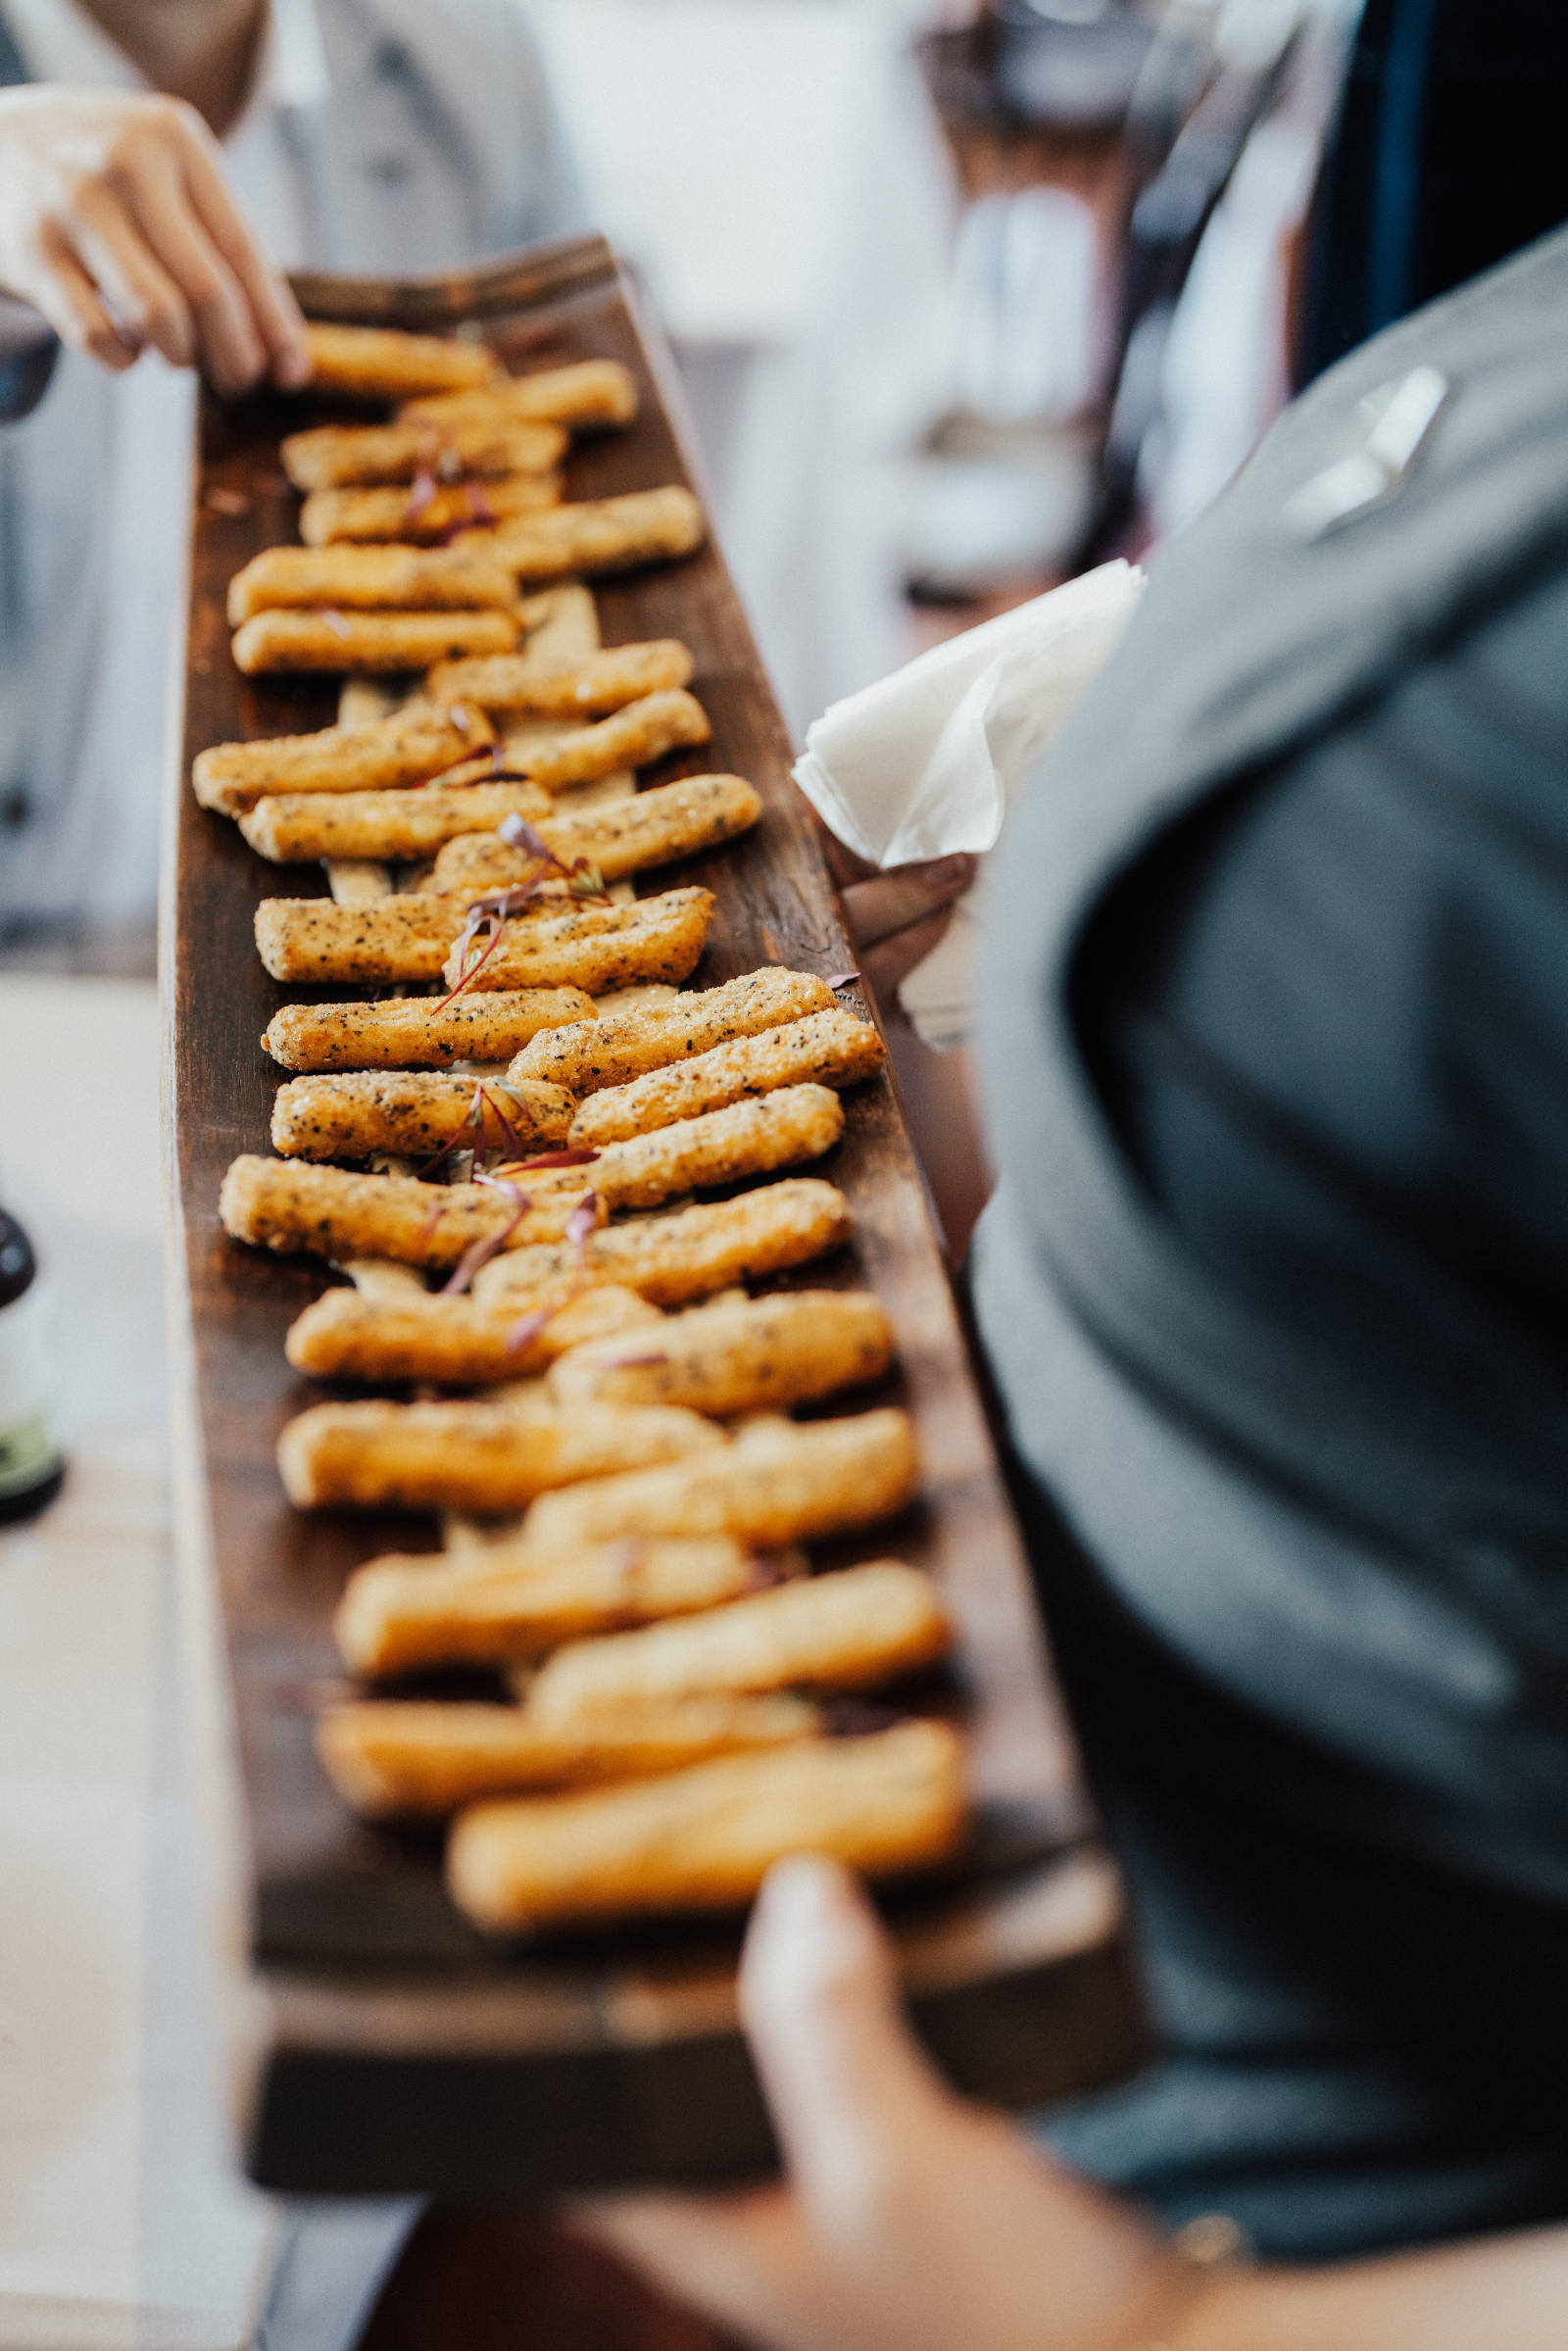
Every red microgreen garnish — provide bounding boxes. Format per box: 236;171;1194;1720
430;911;508;1014
412;1081;486;1178
504;1300;559;1355
404;465;437;526
439;1176;530;1297
500;1184;600;1350
490;818;609;901
416;1080;537;1179
569;857;612;904
498;813;563;865
823;1698;904;1739
318;608;352;639
487;1083;537;1161
566;1192;600;1261
826;970;860;989
477;885;543;921
495;1147;601;1174
466;478;496;527
748;1552;797;1591
608;1350;670;1369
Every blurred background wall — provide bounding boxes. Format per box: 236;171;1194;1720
521;0;1356;733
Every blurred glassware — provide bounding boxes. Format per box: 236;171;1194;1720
951;184;1099;421
990;0;1159;128
0;1200;64;1524
904;181;1102;595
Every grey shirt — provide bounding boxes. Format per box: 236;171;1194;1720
974;225;1568;2256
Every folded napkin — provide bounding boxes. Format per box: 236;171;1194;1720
792;560;1145;1050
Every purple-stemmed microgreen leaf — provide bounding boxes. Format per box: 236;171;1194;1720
439;1177;530;1297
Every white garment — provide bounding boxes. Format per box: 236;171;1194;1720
525;0;959;735
793;561;1145;1050
0;0;582;931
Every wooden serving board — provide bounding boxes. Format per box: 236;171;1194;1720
164;232;1143;2197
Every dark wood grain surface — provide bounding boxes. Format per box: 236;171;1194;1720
358;2212;742;2351
165;236;1143;2197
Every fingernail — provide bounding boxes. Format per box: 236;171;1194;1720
753;1854;856;1956
276;343;312;389
747;1858;847;1999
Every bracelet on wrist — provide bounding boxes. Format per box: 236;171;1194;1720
1113;2214;1250;2351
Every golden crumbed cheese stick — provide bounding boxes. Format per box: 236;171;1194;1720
263;986;595;1072
433;774;762;896
472;1178;852;1311
232;609;517;675
441;887;714;997
318;1692;821;1820
477;689;710;795
238;779;552;863
285;1282;658;1386
518;1407;918;1552
193;701;491;817
570;1009;884;1145
335;1534;762;1677
219;1153;601;1270
282;416;567;492
549;1290;893;1417
530;1560;950;1719
303;320;503;400
446;1718;966;1933
227;544;516;624
270;1072;572;1162
511;966;837;1095
278;1396;723;1513
478;488;706;583
403;359;638;432
427;641;693;718
588;1085;845;1212
255;893;466;984
300;474;562;547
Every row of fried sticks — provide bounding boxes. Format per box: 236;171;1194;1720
200;321;966;1935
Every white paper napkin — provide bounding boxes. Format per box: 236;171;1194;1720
792;560;1145;1050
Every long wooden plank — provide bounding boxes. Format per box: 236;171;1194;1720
164;235;1142;2194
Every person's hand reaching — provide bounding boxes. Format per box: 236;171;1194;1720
0;86;309;392
817;828;976;1010
576;1855;1206;2351
576;1857;1568;2351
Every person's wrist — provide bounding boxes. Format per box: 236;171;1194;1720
1106;2217;1250;2351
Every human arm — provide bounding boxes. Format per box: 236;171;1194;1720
580;1855;1568;2351
815;827;991;1254
0;85;308;392
817;828;975;1005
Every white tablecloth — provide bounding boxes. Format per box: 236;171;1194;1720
0;978;274;2351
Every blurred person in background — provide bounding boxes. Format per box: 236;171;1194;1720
0;0;582;970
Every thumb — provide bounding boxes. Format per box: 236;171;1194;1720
739;1855;949;2216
